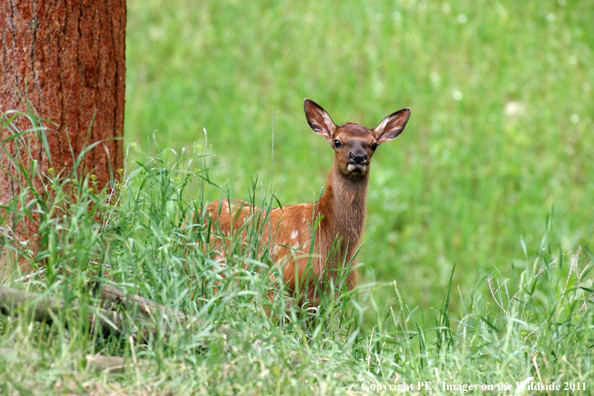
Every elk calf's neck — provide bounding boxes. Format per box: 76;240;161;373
205;99;411;303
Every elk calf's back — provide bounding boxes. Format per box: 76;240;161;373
205;99;411;302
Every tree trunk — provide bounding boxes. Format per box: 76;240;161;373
0;1;126;271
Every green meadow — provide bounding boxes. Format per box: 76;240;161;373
1;0;593;394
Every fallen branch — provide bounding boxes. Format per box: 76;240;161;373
0;284;235;375
0;285;64;324
0;283;232;347
92;283;188;324
91;283;231;340
0;285;162;341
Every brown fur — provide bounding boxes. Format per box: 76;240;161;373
203;99;411;304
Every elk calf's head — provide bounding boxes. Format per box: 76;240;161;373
304;99;411;181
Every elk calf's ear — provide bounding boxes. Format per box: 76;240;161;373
304;98;337;140
373;108;411;143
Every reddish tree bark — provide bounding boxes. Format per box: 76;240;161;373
0;1;126;270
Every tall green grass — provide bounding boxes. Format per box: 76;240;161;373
1;112;593;393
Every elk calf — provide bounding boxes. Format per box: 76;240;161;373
204;99;411;304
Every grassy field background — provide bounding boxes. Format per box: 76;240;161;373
1;0;594;394
126;0;593;307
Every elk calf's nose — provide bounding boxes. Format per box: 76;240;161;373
350;151;368;163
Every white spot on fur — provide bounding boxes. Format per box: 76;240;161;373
290;230;298;240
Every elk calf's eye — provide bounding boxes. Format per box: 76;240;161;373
371;143;379;151
334;140;342;148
